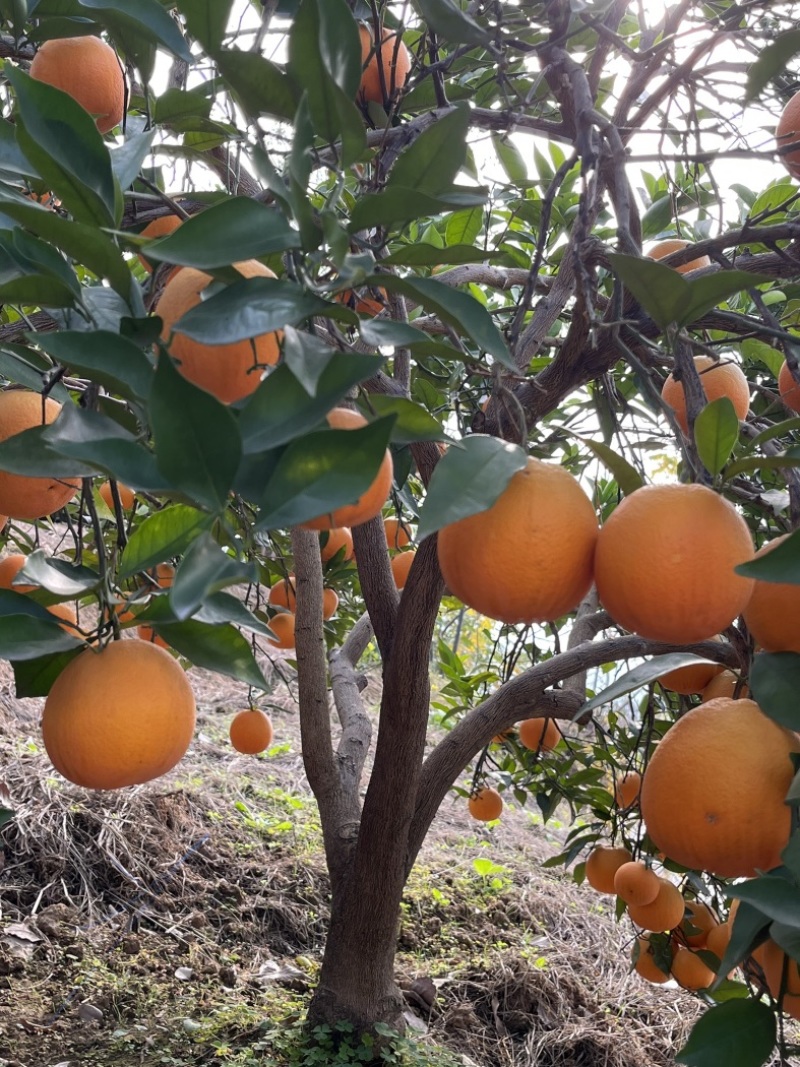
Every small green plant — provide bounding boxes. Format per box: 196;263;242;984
253;1018;462;1067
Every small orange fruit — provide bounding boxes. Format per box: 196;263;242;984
384;516;412;550
29;36;125;134
335;287;387;316
268;576;297;611
99;480;135;512
613;771;642;809
322;588;339;620
267;613;296;649
778;359;800;412
358;25;411;105
320;527;354;562
633;936;674;984
391;549;416;590
704;921;732;963
518;717;561;752
137;624;171;650
776;90;800;179
613;861;660;907
468;786;503;822
627;879;685;932
0;553;35;593
658;650;724;695
137;214;183;273
48;601;79;634
661;355;750;436
700;669;748;702
671;947;715;990
743;534;800;653
645;238;710;274
0;391;80;519
229;708;274;755
584;845;632;894
679;900;718;948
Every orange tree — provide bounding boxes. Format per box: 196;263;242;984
4;0;800;1063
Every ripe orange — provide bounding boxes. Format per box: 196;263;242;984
700;669;747;702
0;515;6;533
613;771;641;809
320;527;354;562
671;947;715;990
645;238;710;274
268;612;296;649
437;458;598;625
99;480;135;511
138;214;183;273
29;36;125;134
335;287;387;316
268;576;297;611
0;553;34;593
762;940;800;1019
633;936;674;984
658;650;724;695
468;786;503;822
518;717;561;752
0;391;80;519
229;708;274;755
137;624;171;650
743;534;800;653
627;878;685;932
41;640;196;789
48;600;78;634
679;900;717;948
322;588;339;620
613;861;660;907
776;89;800;179
300;408;394;532
778;359;800;412
585;845;632;894
154;563;175;589
391;549;416;590
156;260;281;403
384;516;412;550
358;25;411;105
641;697;800;877
594;483;754;643
661;355;750;435
704;921;732;963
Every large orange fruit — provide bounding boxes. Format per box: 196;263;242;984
384;516;412;550
391;549;415;590
300;408;394;531
156;260;281;403
776;89;800;178
437;458;598;624
778;359;800;412
593;483;754;643
661;355;750;435
358;25;411;105
99;479;135;511
627;878;685;932
671;947;715;990
633;936;674;984
645;238;710;274
41;640;196;790
138;214;183;273
658;647;724;695
229;708;273;755
518;716;561;752
641;697;800;877
29;37;125;134
700;669;747;702
613;861;660;907
762;940;800;1019
267;612;296;649
0;391;80;519
743;534;800;653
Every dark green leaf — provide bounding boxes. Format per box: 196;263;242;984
771;919;800;959
781;832;800;881
694;397;740;475
169;532;256;621
736;530;800;583
716;900;772;983
746;30;800;101
110;129;156;193
0;613;81;659
676;999;775;1067
150;353;242;512
17;549;100;596
679;271;773;329
32;330;154;401
416;435;526;539
282;325;355;394
193;590;273;637
256;416;395;529
749;652;800;732
119;504;212;579
578;653;724;716
181;0;233;52
317;0;362;97
415;0;492;45
358;319;430;348
77;0;192;62
216;50;300;122
382;242;492;267
0;423;95;479
728;873;800;928
491;132;528;184
13;647;82;697
576;438;644;495
387;105;471;197
359;396;447;446
349;185;487;231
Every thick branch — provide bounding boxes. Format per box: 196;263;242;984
352;515;399;663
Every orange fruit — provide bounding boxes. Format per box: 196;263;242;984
99;480;135;512
0;515;7;534
743;534;800;653
468;786;503;822
613;771;641;809
613;861;660;907
335;287;387;316
229;708;274;755
700;669;748;702
776;90;800;179
153;563;175;589
391;549;415;590
48;601;78;634
671;947;715;990
661;355;750;436
641;697;800;877
594;483;754;643
679;900;718;948
437;458;598;625
322;588;339;620
633;936;674;984
268;612;296;649
138;214;183;273
156;260;281;403
658;649;724;695
778;359;800;412
358;25;411;105
762;940;800;1019
300;408;394;531
585;845;632;894
320;527;354;562
645;238;710;274
41;640;196;789
137;624;171;650
627;878;686;932
0;553;35;593
704;921;732;963
384;516;412;550
268;576;297;611
0;391;80;519
29;36;125;134
518;717;561;752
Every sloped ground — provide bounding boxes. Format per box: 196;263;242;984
0;660;706;1067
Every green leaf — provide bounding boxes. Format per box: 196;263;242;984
238;351;382;453
374;274;513;368
181;0;233;53
119;504;212;579
77;0;192;62
150;352;242;512
255;416;396;530
140;196;301;269
359;396;447;446
316;0;362;97
746;30;800;101
169;533;256;621
349;185;487;231
0;612;81;659
6;64;117;227
282;325;373;395
416;436;527;540
216;50;300;123
716;900;772;983
193;590;273;637
694;397;740;474
676;999;775;1067
578;653;724;716
110;129;156;193
575;438;644;495
491;132;528;184
0;422;95;480
414;0;492;45
382;241;488;267
387;106;471;197
742;337;785;377
728;873;800;928
748;652;800;731
32;330;153;401
735;530;800;583
771;919;800;960
173;277;329;345
358;319;430;348
17;550;100;597
13;647;82;697
679;271;773;329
